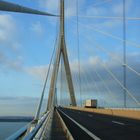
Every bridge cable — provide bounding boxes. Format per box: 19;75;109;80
79;53;118;105
80;35;140;106
61;57;70;106
74;28;140;106
77;21;140;49
76;0;82;106
72;52;117;106
76;20;140;76
72;20;140;77
71;23;140;105
86;36;140;105
34;15;59;119
92;67;117;104
77;65;90;98
60;57;63;105
71;1;140;106
80;0;112;12
0;0;58;17
86;36;140;77
73;71;80;104
123;0;127;107
34;39;57;120
78;15;140;20
91;0;112;7
102;63;140;106
82;67;110;106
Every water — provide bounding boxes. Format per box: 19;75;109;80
0;122;27;140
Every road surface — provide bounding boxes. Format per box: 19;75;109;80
58;107;140;140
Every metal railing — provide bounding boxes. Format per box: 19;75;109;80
56;109;74;140
6;125;28;140
6;111;51;140
23;111;50;140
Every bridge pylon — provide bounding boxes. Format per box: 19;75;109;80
47;0;77;110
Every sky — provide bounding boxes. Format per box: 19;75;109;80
0;0;140;116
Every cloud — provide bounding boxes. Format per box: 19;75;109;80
25;65;50;81
39;0;59;14
81;54;140;107
81;0;133;30
30;21;44;36
6;47;139;108
39;0;85;18
0;14;23;72
65;1;76;17
0;52;23;72
84;0;132;16
45;53;140;106
65;0;85;17
0;14;15;44
85;6;105;16
9;0;138;108
112;0;132;16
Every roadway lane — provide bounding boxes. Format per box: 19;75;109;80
58;108;95;140
58;107;140;140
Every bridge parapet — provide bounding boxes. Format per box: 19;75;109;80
65;107;140;120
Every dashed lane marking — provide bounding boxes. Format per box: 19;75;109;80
112;121;125;125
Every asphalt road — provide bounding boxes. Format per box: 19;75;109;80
58;107;140;140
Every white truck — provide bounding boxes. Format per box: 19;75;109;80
85;99;97;108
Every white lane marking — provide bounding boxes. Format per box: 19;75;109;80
59;109;101;140
112;121;125;125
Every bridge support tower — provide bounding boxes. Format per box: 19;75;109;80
47;0;77;110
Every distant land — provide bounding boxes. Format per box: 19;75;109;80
0;116;33;122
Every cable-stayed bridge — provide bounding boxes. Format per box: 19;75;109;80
0;0;140;139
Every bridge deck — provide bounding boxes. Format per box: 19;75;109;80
58;107;140;140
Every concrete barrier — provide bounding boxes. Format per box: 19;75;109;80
65;107;140;120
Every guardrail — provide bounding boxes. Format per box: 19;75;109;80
56;109;74;140
23;111;50;140
6;125;28;140
6;111;50;140
66;107;140;120
32;110;53;140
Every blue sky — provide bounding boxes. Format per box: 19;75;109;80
0;0;140;116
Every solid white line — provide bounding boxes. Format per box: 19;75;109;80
112;121;125;125
59;109;101;140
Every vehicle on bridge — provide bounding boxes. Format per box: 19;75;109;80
85;99;97;108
